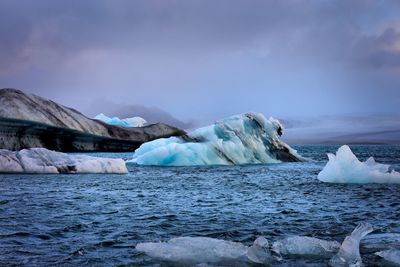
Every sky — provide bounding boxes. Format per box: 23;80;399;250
0;0;400;123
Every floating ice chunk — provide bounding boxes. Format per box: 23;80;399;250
136;236;248;265
94;113;146;127
247;236;280;264
361;233;400;253
375;249;400;266
329;222;373;267
0;149;24;173
136;236;278;265
318;145;400;184
0;148;127;174
271;236;340;257
128;112;302;166
121;117;147;127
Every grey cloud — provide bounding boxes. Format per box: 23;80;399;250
0;1;397;68
353;27;400;69
0;0;399;120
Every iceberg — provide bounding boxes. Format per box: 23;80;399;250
247;236;279;264
0;148;128;174
94;113;146;127
318;145;400;184
329;222;373;267
272;236;340;257
375;249;400;266
136;236;278;265
128;112;302;166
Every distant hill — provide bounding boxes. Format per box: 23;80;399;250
86;100;193;130
281;115;400;144
0;88;185;151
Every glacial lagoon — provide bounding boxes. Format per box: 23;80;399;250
1;144;400;266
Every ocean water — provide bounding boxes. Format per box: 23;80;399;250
0;144;400;266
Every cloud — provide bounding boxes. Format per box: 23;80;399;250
0;1;397;70
352;27;400;71
0;0;399;119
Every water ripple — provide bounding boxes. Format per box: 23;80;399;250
0;144;399;266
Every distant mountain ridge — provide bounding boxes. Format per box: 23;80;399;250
86;100;193;130
281;115;400;144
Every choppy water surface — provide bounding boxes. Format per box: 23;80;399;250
1;145;400;266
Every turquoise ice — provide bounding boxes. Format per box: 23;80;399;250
94;113;146;127
128;112;302;166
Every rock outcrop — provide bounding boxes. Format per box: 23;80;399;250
0;88;185;151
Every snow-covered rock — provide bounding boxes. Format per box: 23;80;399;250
0;148;128;174
318;145;400;183
128;112;302;166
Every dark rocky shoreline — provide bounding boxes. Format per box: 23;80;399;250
0;117;185;152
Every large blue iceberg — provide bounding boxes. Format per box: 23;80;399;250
94;113;146;127
128;112;302;166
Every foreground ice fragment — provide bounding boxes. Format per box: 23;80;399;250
136;236;248;265
94;113;146;127
128;112;302;166
329;222;373;267
375;249;400;266
361;233;400;253
0;148;128;174
272;236;340;257
247;236;278;264
136;236;278;265
318;145;400;183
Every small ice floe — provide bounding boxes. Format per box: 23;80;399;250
247;236;280;264
272;236;340;258
361;233;400;253
94;113;146;127
329;222;373;267
318;145;400;183
0;148;128;174
136;236;279;265
375;249;400;266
